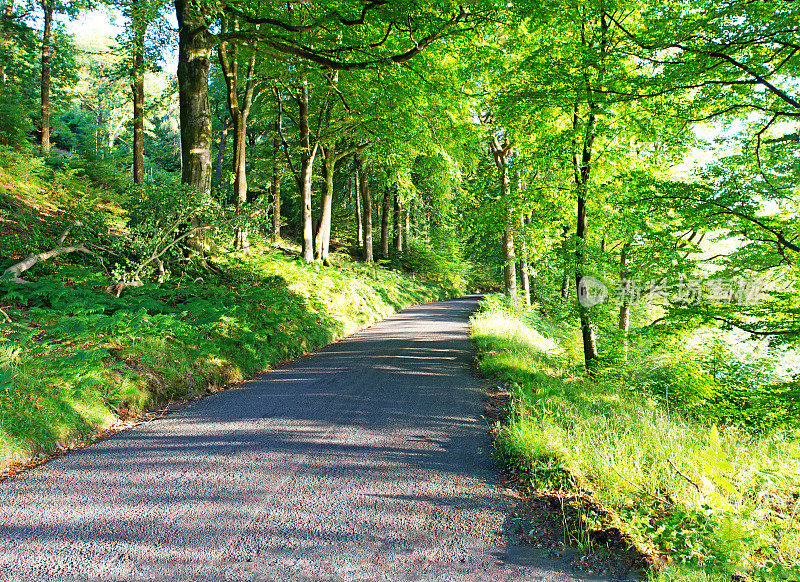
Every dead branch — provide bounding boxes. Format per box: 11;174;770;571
667;458;703;494
3;221;93;283
3;246;94;283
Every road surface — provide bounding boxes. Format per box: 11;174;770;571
0;296;614;581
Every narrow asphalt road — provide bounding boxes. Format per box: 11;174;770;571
0;296;607;581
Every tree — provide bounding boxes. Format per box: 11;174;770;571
356;153;372;262
483;118;517;300
172;0;480;197
217;14;256;252
37;0;86;153
175;0;213;191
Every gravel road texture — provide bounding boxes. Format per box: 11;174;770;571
0;296;623;581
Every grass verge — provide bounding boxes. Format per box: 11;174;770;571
0;147;457;473
471;295;800;582
0;248;451;473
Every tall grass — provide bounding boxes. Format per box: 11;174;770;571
471;295;800;581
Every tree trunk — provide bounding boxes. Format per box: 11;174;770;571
519;213;531;307
213;116;230;187
619;241;631;361
39;0;52;154
500;183;516;301
503;221;517;301
131;1;146;184
488;133;517;300
393;190;402;253
298;77;316;262
176;0;212;192
404;204;410;252
573;99;599;370
231;116;249;252
560;225;571;303
575;185;598;368
380;186;391;258
315;151;335;263
355;171;362;246
357;157;372;263
271;118;281;239
218;19;255;254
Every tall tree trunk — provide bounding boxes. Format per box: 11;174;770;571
271;117;281;239
354;171;362;246
213;115;230;187
131;1;146;184
176;0;212;192
573;11;609;371
298;77;316;262
39;0;52;154
560;225;571;302
575;187;598;368
316;145;358;263
315;151;335;263
404;203;410;252
393;190;402;253
357;157;372;262
573;99;599;370
519;213;531;307
218;19;256;254
380;186;391;258
619;241;631;361
503;220;517;301
488;133;517;300
176;0;213;257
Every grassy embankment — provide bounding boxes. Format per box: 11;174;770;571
0;148;456;472
471;295;799;582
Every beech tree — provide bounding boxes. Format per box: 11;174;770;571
173;0;480;196
38;0;86;153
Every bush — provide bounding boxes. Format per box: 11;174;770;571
0;86;33;148
403;232;471;294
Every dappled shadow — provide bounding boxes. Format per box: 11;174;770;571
0;296;595;580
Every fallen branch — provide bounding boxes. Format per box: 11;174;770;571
667;458;703;494
3;246;94;283
3;222;94;284
109;208;268;296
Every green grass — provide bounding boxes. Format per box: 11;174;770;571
0;248;450;471
0;146;456;472
471;295;800;582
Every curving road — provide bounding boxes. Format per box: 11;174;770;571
0;296;608;581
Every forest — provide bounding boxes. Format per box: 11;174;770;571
0;0;798;580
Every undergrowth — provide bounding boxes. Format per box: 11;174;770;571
0;251;448;470
0;146;454;471
471;294;800;582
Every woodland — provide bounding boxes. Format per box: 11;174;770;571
0;0;799;580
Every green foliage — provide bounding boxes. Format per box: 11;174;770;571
0;86;34;148
0;243;452;469
403;233;471;295
472;296;800;581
